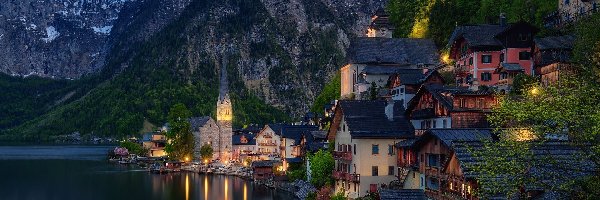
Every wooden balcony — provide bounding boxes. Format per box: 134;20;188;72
259;142;277;146
454;65;469;75
333;170;360;182
332;151;352;161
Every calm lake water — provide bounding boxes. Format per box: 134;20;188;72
0;146;296;200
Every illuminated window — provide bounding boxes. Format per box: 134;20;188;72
481;55;492;63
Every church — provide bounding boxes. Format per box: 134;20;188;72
190;61;233;162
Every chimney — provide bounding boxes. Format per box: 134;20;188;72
385;99;395;121
470;80;480;91
422;68;429;75
500;13;507;27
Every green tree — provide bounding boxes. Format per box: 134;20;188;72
311;72;340;113
474;76;600;198
199;144;214;162
509;73;538;95
120;140;148;156
369;82;379;100
309;149;335;188
574;13;600;81
165;103;195;161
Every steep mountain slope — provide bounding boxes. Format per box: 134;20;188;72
1;0;386;139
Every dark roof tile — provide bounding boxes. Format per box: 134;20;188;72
347;37;439;65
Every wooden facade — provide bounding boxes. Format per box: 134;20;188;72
406;84;497;131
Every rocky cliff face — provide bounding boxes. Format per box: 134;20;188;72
2;0;387;134
0;0;132;78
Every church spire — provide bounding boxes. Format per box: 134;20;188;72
218;56;230;103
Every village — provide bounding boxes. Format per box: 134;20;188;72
108;1;598;200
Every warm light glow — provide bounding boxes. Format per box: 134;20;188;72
441;53;451;64
204;175;208;200
530;87;540;96
185;156;190;162
204;159;208;164
409;0;436;38
514;129;536;141
243;182;248;200
185;174;189;200
224;177;229;200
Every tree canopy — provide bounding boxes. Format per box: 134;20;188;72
165;103;195;161
308;149;335;188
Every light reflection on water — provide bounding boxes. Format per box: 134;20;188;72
0;146;297;200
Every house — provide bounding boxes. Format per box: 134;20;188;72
232;133;256;162
398;129;595;200
327;100;414;199
252;160;280;181
255;124;283;160
141;132;167;157
189;116;220;160
448;16;538;91
277;125;319;169
533;35;576;86
341;37;440;100
406;129;494;200
387;69;445;108
405;84;497;136
366;8;394;38
545;0;599;28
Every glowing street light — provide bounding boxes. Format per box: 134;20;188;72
530;87;540;96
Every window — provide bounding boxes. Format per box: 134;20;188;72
481;55;492;63
427;154;439;168
420;121;426;129
388;145;394;155
433;120;437;128
342;123;346;132
428;178;440;190
372;166;378;176
372;144;379;155
388;166;395;175
468;57;473;65
478;98;485;108
519;33;530;41
500;53;505;62
481;72;492;81
460;98;466;108
354;144;356;155
519;51;531;60
403;149;407;160
400;88;404;94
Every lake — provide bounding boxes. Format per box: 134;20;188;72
0;146;296;200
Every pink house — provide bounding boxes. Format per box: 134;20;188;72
448;15;538;92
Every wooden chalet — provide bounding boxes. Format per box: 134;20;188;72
533;35;576;86
387;69;445;108
405;84;497;136
448;16;538;89
396;129;596;200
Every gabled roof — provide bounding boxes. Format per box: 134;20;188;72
379;189;426;200
406;84;494;114
336;100;414;139
232;133;256;145
361;65;418;75
189;116;212;130
414;129;494;149
266;124;319;144
534;35;575;50
347;37;440;65
448;24;508;48
499;63;525;72
452;140;596;180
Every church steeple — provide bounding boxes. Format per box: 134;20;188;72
217;57;232;122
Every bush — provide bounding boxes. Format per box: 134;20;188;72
120;141;148;156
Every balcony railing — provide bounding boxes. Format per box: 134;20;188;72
415;129;426;136
259;142;277;146
332;151;352;161
454;65;469;75
333;170;360;182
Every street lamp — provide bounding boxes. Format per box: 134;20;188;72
529;86;540;96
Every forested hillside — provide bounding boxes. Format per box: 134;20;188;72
388;0;558;46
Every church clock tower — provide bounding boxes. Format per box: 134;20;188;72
216;59;233;162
